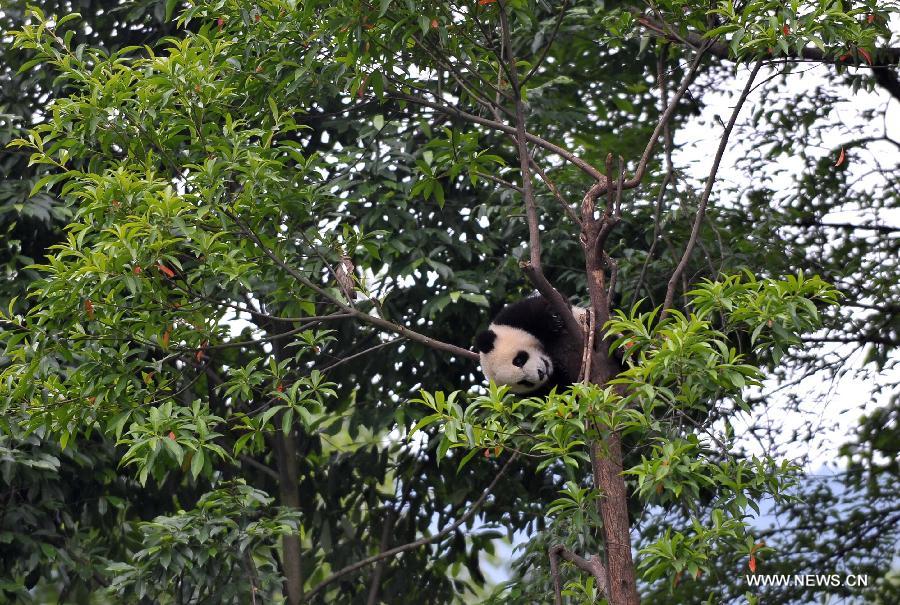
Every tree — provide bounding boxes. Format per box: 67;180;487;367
1;1;898;604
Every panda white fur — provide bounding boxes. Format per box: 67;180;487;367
475;296;586;396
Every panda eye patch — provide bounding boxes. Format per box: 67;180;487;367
512;352;529;367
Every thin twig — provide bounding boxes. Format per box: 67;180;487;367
240;455;280;481
475;171;524;193
624;44;710;189
634;173;671;303
528;158;581;225
320;337;405;373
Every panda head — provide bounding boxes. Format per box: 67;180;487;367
475;325;554;394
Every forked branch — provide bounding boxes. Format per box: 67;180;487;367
549;544;609;605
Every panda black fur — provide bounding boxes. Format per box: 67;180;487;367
475;296;586;396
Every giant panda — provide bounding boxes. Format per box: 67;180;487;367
474;295;588;396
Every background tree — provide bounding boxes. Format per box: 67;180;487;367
1;1;182;601
1;1;897;604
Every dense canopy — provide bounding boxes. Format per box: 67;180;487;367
0;1;897;604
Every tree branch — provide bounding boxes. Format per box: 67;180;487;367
475;171;524;193
390;91;603;181
224;208;478;361
529;158;581;225
495;0;582;341
635;47;677;303
301;453;519;602
319;337;405;373
500;3;537;269
623;43;710;189
662;61;763;316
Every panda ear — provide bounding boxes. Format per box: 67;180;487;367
475;329;497;353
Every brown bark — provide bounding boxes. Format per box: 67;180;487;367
591;434;638;605
550;544;609;604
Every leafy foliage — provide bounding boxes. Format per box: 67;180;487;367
107;482;301;604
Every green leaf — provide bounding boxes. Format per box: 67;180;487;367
29;173;59;197
165;0;179;21
163;437;184;465
456;448;479;473
410;413;442;435
190;450;205;479
56;13;82;28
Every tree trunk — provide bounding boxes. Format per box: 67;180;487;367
274;430;304;605
266;318;305;604
582;195;641;605
592;435;639;605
